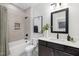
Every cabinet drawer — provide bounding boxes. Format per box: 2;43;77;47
47;42;64;51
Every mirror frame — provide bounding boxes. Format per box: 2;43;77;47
51;8;69;33
33;16;43;33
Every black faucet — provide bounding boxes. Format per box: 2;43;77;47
57;33;59;39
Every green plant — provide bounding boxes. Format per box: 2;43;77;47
42;24;49;32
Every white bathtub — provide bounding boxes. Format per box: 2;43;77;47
9;39;27;56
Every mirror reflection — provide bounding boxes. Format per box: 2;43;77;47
51;8;69;33
33;16;43;33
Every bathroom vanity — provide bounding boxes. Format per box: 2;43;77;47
38;38;79;56
36;8;79;56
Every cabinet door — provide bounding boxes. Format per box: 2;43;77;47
54;50;72;56
39;45;54;56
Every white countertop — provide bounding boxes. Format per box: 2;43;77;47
38;37;79;48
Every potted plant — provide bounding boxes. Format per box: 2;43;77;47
42;24;49;37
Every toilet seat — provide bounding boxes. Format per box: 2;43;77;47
25;45;36;56
25;39;38;56
25;45;35;51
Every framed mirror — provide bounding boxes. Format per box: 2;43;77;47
51;8;69;33
33;16;43;33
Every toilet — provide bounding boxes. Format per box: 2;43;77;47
25;38;38;56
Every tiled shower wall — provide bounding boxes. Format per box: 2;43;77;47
7;4;25;42
1;4;25;42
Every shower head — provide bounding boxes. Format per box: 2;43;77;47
25;17;28;19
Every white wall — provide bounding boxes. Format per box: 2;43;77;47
31;3;79;41
30;3;50;38
68;3;79;41
31;3;57;38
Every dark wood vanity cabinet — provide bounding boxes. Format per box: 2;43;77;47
38;40;79;56
39;45;54;56
39;40;54;56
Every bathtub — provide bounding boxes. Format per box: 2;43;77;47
9;39;27;56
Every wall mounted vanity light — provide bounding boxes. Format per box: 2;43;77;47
51;3;62;6
50;3;63;10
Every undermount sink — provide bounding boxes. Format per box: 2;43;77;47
46;37;67;41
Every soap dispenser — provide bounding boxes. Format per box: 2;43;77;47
67;34;71;41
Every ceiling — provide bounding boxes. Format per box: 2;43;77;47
11;3;38;11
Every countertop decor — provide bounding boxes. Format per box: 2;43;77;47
42;24;49;37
